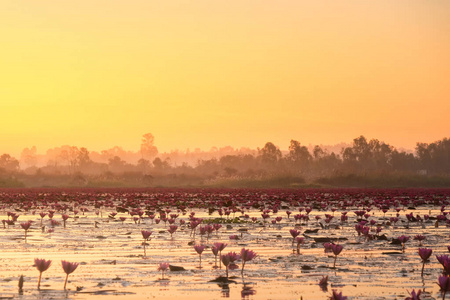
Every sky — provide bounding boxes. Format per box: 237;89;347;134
1;1;449;157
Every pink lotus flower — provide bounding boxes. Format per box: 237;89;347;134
199;226;207;238
141;230;152;240
414;235;426;246
289;229;300;245
194;244;206;268
437;255;450;274
324;243;333;253
331;244;343;256
222;251;240;279
211;244;220;267
61;260;79;290
141;230;152;257
213;223;222;234
405;289;422;300
39;213;47;226
50;219;60;227
20;221;32;242
418;248;432;276
157;262;170;279
34;258;52;290
214;242;227;269
194;244;205;255
62;214;69;228
331;244;343;269
240;248;257;276
398;235;410;252
168;225;178;238
438;275;450;300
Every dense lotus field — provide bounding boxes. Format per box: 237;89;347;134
1;188;450;300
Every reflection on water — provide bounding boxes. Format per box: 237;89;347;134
220;283;230;298
158;279;170;291
241;283;256;299
35;289;70;300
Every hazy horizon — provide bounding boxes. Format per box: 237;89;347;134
1;136;420;159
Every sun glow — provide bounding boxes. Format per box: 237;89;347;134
1;1;449;156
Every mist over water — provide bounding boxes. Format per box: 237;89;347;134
0;135;449;188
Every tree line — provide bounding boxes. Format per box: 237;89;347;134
0;135;449;187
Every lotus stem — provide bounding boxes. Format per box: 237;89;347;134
64;273;69;290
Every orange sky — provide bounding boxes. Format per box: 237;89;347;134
1;1;449;157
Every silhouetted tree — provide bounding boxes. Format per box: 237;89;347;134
108;156;127;173
0;154;20;172
20;146;37;168
313;145;326;160
153;157;171;173
286;140;312;174
342;136;393;173
416;138;450;174
137;158;151;174
140;133;158;161
259;142;282;166
77;147;90;167
289;140;312;163
391;150;417;172
196;158;220;177
369;139;393;171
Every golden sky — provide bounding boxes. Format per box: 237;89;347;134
1;1;449;156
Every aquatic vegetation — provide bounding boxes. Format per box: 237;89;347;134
0;188;449;298
18;275;24;294
289;229;300;245
211;244;220;268
168;225;178;238
240;248;257;276
34;258;52;290
222;251;240;279
398;235;410;252
438;275;450;300
157;262;170;279
194;244;206;268
141;230;152;258
295;237;305;254
437;255;450;275
213;242;227;269
61;260;79;290
20;221;32;243
405;289;422;300
330;289;347;300
62;214;69;228
331;244;343;269
319;275;329;292
39;212;47;226
414;235;426;247
418;248;433;276
324;242;333;253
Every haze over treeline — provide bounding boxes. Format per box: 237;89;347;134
1;134;449;188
